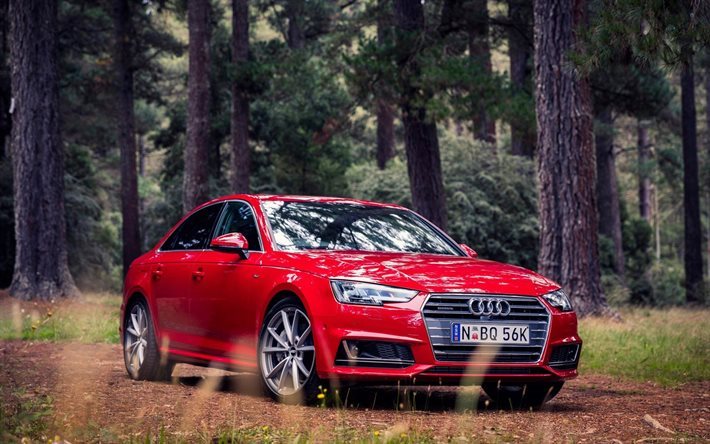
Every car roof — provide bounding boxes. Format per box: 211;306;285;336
208;194;407;210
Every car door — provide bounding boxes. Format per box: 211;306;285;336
189;200;264;366
151;203;223;352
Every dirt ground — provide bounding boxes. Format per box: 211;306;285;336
1;341;708;443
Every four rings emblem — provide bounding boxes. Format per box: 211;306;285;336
468;298;511;316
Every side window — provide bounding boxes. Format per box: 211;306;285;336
213;201;262;251
162;204;223;251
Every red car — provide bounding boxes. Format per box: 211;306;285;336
121;195;581;407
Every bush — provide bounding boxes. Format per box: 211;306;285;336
346;134;539;269
649;260;685;306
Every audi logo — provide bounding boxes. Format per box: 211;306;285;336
468;298;511;316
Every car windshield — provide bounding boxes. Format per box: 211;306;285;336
262;200;461;255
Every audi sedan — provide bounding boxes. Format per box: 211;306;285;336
121;195;581;407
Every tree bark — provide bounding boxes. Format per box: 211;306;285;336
230;0;250;193
394;0;447;230
680;49;704;303
0;0;10;160
508;0;534;157
706;70;710;283
183;0;211;214
9;0;77;300
637;120;652;221
286;0;304;50
376;0;395;169
113;0;141;276
595;107;625;280
534;0;607;316
468;0;495;145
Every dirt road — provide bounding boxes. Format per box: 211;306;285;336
1;340;708;442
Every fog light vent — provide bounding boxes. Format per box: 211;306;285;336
335;340;414;368
549;344;580;370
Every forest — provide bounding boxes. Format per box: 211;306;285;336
0;0;708;314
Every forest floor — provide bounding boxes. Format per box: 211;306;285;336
1;340;709;443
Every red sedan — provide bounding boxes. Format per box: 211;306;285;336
121;195;581;407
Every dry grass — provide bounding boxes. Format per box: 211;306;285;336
0;290;120;343
578;307;710;386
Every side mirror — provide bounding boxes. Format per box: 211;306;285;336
460;244;478;258
210;233;249;259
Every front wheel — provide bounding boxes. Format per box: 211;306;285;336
123;299;173;381
482;381;564;410
258;297;320;404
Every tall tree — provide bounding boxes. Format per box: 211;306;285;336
376;0;395;170
393;0;447;229
9;0;77;300
230;0;250;193
534;0;607;315
113;0;141;275
467;0;495;144
0;0;9;160
286;0;304;50
508;0;534;157
637;120;652;221
680;44;703;303
595;107;625;279
183;0;212;213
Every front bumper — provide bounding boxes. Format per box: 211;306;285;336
310;291;581;384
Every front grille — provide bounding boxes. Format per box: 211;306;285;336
422;294;550;363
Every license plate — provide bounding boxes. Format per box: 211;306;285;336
450;323;529;344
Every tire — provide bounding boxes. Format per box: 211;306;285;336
258;297;321;404
123;298;174;381
482;381;564;410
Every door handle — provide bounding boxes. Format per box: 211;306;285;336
152;267;163;280
192;268;205;281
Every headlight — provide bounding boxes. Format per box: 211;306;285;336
330;280;418;306
542;289;573;312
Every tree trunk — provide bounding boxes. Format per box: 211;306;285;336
394;0;447;230
706;70;710;283
286;0;304;50
113;0;141;276
637;120;652;221
376;0;395;169
138;134;145;177
0;0;10;160
230;0;250;193
183;0;211;214
595;107;625;280
680;49;704;303
468;0;495;145
508;0;534;157
534;0;607;316
9;0;77;300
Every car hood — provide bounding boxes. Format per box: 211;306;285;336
267;251;559;296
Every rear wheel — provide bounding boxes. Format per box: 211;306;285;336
123;299;173;381
482;381;564;410
258;297;320;404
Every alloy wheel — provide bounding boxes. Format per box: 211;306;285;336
259;307;315;396
124;304;148;375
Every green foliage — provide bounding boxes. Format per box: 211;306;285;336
584;0;710;69
65;144;122;291
0;388;54;441
347;135;539;270
251;50;354;195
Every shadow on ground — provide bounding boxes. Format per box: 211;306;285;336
173;373;584;413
